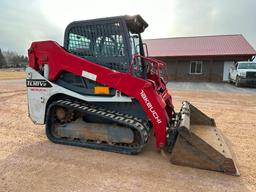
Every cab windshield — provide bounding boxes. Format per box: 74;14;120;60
238;63;256;69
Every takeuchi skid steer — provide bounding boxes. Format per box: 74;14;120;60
26;15;239;175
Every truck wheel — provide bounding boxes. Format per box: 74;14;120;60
235;76;241;87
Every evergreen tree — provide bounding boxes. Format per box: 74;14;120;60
0;48;7;68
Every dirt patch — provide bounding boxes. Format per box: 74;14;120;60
0;82;256;192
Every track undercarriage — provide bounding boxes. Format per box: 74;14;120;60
46;99;151;154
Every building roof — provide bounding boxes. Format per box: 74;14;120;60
143;34;256;57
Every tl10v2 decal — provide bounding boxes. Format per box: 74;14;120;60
26;79;52;88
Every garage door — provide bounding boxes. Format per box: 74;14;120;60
223;61;234;81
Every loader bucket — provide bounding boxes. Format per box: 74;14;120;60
170;101;239;175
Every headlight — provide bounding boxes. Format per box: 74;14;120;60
239;72;246;77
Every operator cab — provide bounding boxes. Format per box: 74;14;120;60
64;15;148;76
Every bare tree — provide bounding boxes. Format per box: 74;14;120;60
2;50;28;68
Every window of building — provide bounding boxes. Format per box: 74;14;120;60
190;61;203;74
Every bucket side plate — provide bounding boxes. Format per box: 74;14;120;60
170;102;239;175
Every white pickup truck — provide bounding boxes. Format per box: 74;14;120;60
229;61;256;87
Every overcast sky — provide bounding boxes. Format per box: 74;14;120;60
0;0;256;55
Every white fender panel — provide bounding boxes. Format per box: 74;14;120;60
26;67;132;124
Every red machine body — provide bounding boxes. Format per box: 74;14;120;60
28;40;174;148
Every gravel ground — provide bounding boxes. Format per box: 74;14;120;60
0;80;256;192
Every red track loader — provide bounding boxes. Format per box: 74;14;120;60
26;15;239;175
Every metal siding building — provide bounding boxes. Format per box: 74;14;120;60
144;34;256;81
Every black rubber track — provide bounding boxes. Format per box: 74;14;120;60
45;99;151;155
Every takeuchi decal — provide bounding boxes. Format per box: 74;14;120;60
140;89;162;124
